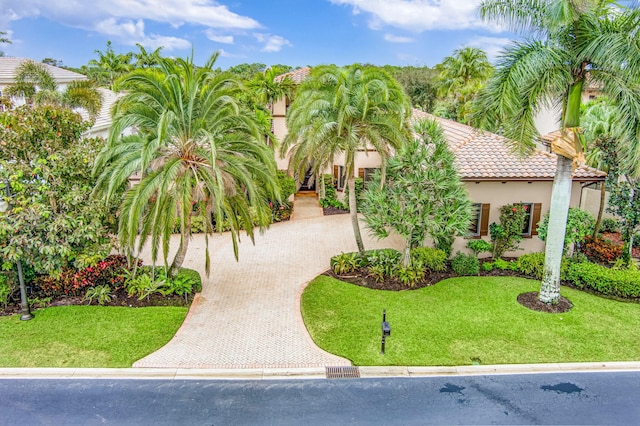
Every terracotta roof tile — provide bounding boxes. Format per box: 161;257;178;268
411;109;606;181
274;67;311;84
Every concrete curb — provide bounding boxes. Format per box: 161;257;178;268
2;362;640;381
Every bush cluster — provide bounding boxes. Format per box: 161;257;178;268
581;235;623;265
451;252;479;276
567;262;640;298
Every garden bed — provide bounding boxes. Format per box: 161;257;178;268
323;206;349;215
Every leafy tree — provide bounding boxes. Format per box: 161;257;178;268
0;30;10;56
361;118;473;265
283;64;411;255
41;58;63;67
475;0;640;304
3;59;102;119
89;40;133;89
435;47;493;124
226;63;267;80
93;53;279;278
0;106;116;274
607;177;640;266
382;65;439;111
489;204;528;259
133;44;163;69
537;207;596;253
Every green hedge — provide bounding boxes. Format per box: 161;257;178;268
567;262;640;298
451;252;479;276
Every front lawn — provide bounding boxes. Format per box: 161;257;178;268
0;306;187;368
301;275;640;366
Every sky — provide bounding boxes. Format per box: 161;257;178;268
0;0;516;69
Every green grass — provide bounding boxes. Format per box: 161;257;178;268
301;276;640;366
0;306;188;367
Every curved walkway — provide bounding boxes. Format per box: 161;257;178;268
133;197;403;369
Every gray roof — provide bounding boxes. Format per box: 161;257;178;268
79;87;120;133
0;57;87;85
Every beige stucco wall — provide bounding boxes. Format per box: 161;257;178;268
580;186;614;220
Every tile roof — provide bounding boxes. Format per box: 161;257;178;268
78;87;120;133
274;67;311;84
411;109;606;181
0;57;87;85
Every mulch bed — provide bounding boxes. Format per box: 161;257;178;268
601;232;640;258
325;259;575;313
0;289;193;317
322;206;349;215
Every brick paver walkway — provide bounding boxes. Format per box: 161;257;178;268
133;197;403;369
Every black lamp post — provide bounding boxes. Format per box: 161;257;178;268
1;180;33;321
381;309;391;354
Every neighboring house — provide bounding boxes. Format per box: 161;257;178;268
273;68;606;255
0;57;115;138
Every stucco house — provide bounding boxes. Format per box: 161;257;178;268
273;67;606;255
0;57;116;139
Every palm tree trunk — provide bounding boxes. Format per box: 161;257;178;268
592;182;607;237
169;214;192;278
539;155;573;304
347;176;365;256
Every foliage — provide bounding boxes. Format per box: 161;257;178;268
83;285;113;306
0;106;118;275
283;64;411;255
537;208;596;253
88;40;133;89
0;273;14;308
276;170;297;201
515;252;572;281
451;252;479;276
365;249;402;278
342;177;364;211
567;262;640;299
396;263;425;287
466;239;493;257
599;218;620;234
581;236;623;265
492;258;516;271
269;170;296;222
361;118;472;263
481;262;494;272
607;177;640;266
382;65;439;111
319;176;346;209
489;204;528;259
93;53;279;278
330;252;362;275
410;247;447;273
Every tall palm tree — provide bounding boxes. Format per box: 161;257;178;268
133;43;163;69
89;40;133;89
283;64;411;255
4;59;102;119
93;53;280;278
475;0;640;304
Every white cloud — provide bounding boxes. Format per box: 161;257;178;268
254;33;292;52
466;36;512;63
205;29;234;44
384;33;413;43
329;0;486;31
0;0;259;50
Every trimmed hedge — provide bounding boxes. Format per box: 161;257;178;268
451;252;479;276
410;247;447;273
567;262;640;298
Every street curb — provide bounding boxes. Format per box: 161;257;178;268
2;362;640;380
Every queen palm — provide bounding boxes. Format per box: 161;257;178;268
283;64;411;255
476;0;640;304
93;53;279;278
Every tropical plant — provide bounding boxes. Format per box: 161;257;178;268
489;204;528;259
93;53;279;278
410;247;447;273
537;208;596;254
89;40;133;89
133;43;163;69
451;252;479;276
0;30;10;56
3;59;102;119
283;64;412;256
330;252;362;275
475;0;640;304
83;285;113;305
361;118;473;265
466;239;493;257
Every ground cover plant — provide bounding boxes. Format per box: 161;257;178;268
301;275;640;366
0;305;187;367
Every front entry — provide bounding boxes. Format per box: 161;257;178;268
299;168;316;191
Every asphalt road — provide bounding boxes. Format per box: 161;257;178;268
1;371;639;425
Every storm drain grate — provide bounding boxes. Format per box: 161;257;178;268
326;366;360;379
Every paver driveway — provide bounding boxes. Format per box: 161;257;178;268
134;197;403;369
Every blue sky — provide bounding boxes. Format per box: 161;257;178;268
0;0;515;69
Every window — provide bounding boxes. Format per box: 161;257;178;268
358;167;380;187
469;203;490;238
334;165;346;191
520;203;542;237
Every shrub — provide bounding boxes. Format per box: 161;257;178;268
492;258;516;271
451;252;479;276
581;235;623;265
365;249;402;278
599;217;619;233
176;268;202;293
481;262;494;272
319;175;346;209
396;263;425;287
516;252;546;279
271;201;293;222
466;239;493;257
490;203;528;258
277;170;297;201
83;285;113;306
567;262;640;298
537;208;596;253
330;252;362;275
0;273;15;308
410;247;447;273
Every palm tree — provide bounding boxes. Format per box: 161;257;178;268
133;43;163;69
475;0;640;304
89;41;133;89
4;60;102;119
283;64;411;255
93;53;279;278
0;30;10;56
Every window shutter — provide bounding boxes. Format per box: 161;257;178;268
358;168;365;179
480;204;490;236
333;165;338;180
531;203;542;236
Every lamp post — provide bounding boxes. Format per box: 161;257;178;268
1;180;33;321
